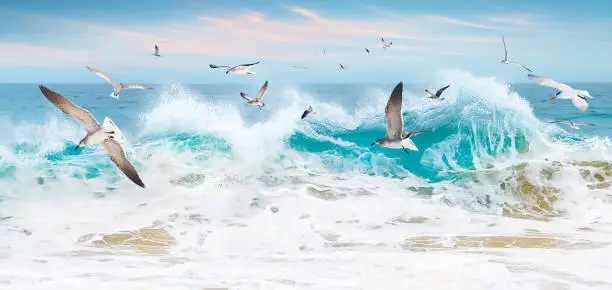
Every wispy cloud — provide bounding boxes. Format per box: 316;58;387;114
292;7;324;22
421;15;489;29
487;15;535;27
0;7;525;68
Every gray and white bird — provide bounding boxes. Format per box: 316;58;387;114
240;80;268;110
210;61;260;75
425;84;450;100
86;66;153;99
301;105;314;119
153;45;161;57
549;120;595;130
381;37;392;49
528;74;592;112
500;36;532;72
38;85;145;188
371;82;424;154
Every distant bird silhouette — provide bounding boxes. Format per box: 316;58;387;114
153;45;161;57
301;105;314;119
425;84;450;100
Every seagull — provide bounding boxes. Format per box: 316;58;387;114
209;61;260;75
500;36;532;72
365;48;370;54
38;85;145;188
425;84;450;100
549;120;595;130
528;74;592;112
85;66;153;99
292;65;308;70
381;37;392;49
371;82;424;154
240;80;268;110
153;45;160;57
301;105;314;119
339;64;345;70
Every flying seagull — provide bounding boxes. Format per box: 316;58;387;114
292;65;308;70
425;84;450;100
528;74;592;112
240;80;268;110
500;36;532;72
209;61;260;75
153;45;160;57
301;105;314;119
38;85;145;188
371;82;424;154
549;120;595;130
381;37;392;49
86;66;153;99
365;48;370;54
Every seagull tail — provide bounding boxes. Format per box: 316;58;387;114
401;137;419;152
102;117;125;143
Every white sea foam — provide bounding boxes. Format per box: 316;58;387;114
1;71;612;289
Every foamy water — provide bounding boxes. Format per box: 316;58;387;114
1;71;612;289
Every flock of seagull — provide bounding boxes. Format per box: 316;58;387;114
35;36;596;188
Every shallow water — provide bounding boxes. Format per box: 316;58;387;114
1;70;612;289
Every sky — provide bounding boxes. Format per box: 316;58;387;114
1;0;612;84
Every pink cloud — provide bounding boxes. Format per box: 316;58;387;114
0;7;504;67
0;41;93;67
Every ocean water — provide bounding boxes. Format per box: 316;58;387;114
1;70;612;289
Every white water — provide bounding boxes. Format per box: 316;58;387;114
1;71;612;289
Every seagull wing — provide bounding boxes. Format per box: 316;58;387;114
549;120;572;125
301;110;311;119
255;80;268;101
122;84;153;90
518;63;533;73
577;90;593;99
508;61;533;72
502;36;508;59
39;85;101;133
425;89;436;98
436;84;450;97
385;82;404;141
209;64;230;69
576;122;595;126
404;130;425;138
154;45;159;54
528;74;573;92
237;61;261;68
86;66;118;87
240;92;252;101
571;95;589;111
102;138;145;188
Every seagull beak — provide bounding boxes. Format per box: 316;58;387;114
549;96;557;101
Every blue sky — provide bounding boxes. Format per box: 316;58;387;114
1;0;612;84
